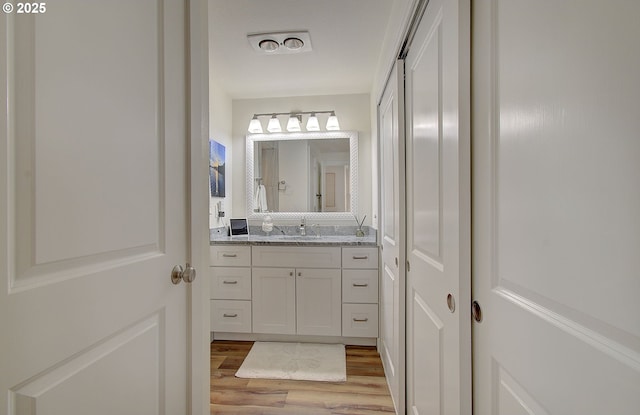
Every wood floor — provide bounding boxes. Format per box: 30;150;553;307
211;341;396;414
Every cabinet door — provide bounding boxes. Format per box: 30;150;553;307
296;269;342;336
252;267;296;334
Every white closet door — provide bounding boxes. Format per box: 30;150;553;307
473;1;640;414
404;0;471;413
378;60;406;415
0;1;195;413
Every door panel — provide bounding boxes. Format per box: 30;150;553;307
296;268;341;336
252;267;296;334
405;0;471;413
473;0;640;413
378;60;405;415
1;1;190;413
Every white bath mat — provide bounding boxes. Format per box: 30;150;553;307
235;342;346;382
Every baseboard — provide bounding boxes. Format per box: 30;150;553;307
212;331;377;346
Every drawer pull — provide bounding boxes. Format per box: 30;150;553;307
353;283;369;287
353;317;369;322
222;280;238;284
223;313;238;318
222;253;237;258
352;255;368;260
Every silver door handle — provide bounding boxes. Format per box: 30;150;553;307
353;283;369;287
171;263;196;284
222;253;237;258
353;318;369;322
352;255;368;260
223;313;238;318
223;280;238;284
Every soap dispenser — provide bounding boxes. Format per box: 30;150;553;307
261;215;273;235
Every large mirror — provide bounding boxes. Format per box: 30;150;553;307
246;131;358;220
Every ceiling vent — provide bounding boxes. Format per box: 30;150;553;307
247;31;313;55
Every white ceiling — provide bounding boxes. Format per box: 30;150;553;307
209;0;396;99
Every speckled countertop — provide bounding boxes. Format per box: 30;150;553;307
210;225;377;247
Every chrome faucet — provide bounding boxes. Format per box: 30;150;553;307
300;217;306;236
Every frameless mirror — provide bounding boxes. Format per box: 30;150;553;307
246;131;358;220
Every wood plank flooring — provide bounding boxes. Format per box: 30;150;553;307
211;341;396;415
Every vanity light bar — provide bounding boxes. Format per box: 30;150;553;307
247;111;340;133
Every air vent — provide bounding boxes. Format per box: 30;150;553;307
247;31;313;55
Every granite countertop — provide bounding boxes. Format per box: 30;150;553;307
209;225;377;246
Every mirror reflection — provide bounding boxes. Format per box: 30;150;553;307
254;138;350;212
247;132;358;218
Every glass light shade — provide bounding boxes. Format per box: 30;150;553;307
306;113;320;131
248;116;263;133
267;115;282;132
326;112;340;130
286;115;301;132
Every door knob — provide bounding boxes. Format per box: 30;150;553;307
171;263;196;284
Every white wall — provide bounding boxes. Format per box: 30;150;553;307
209;79;233;228
231;93;372;225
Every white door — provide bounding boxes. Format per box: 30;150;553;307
472;1;640;413
0;1;199;413
378;60;406;414
404;0;471;413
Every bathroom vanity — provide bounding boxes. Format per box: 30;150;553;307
209;232;379;345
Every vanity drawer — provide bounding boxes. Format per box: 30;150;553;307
252;246;341;268
342;247;378;269
342;269;378;304
211;300;252;333
342;303;378;338
211;267;251;300
210;245;251;267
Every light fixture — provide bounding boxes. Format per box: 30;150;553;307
283;37;304;51
248;31;313;55
248;110;340;134
326;111;340;130
258;39;279;52
286;115;302;132
267;114;282;132
306;113;320;131
248;115;263;133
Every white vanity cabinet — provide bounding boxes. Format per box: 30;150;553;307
252;246;342;336
210;243;379;344
210;246;252;333
342;247;379;337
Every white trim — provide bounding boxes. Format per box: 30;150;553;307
187;0;209;413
